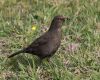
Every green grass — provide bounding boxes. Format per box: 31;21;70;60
0;0;100;80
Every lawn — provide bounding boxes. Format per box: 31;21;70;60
0;0;100;80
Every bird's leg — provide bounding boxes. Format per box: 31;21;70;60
46;58;50;62
45;57;52;63
45;57;53;65
39;58;43;65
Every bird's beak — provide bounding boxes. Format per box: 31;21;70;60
63;17;70;20
61;17;70;22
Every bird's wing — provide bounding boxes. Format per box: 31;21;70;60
27;33;49;48
33;36;48;46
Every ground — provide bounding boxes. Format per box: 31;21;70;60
0;0;100;80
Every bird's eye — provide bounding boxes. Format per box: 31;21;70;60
58;18;64;21
58;18;62;20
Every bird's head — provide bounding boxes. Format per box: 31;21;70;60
54;15;67;22
49;15;69;31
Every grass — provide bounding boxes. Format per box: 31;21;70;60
0;0;100;80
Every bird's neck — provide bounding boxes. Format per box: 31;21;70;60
48;20;62;31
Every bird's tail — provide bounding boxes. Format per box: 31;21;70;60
8;50;24;58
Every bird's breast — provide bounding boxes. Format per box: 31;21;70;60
48;31;61;50
39;30;62;57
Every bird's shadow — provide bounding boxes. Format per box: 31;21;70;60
6;54;43;71
6;54;58;74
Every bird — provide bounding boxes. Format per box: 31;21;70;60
8;15;68;61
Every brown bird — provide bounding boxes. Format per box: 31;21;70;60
8;15;68;60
